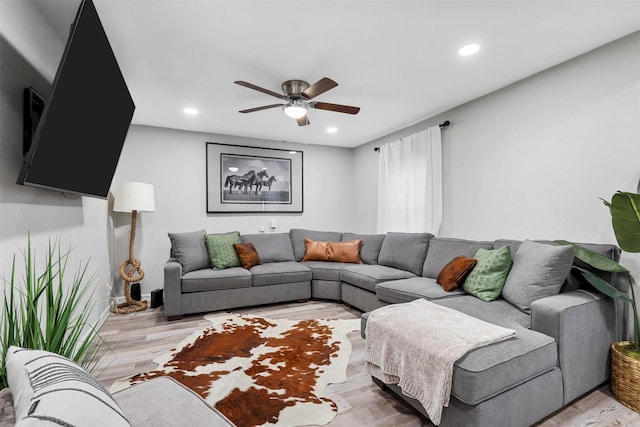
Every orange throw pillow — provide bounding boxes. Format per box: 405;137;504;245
437;256;477;292
302;238;364;263
329;240;363;264
302;238;331;261
234;243;262;269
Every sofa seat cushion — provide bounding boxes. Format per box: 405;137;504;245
250;261;312;286
433;296;557;405
375;277;465;304
341;264;415;293
182;267;252;292
303;261;349;281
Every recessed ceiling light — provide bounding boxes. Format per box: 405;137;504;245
458;44;480;56
326;127;338;134
183;107;199;115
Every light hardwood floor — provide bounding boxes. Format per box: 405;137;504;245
95;301;640;427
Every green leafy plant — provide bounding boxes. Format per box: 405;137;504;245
555;190;640;354
1;235;101;389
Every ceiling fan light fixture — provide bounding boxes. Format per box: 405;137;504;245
284;104;307;119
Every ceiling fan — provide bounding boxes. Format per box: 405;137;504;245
234;77;360;126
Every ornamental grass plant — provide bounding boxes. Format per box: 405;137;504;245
0;235;101;389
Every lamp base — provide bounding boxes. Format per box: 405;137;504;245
113;298;147;314
113;281;148;314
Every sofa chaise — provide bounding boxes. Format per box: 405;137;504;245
163;228;628;426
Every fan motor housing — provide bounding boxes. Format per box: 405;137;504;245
282;80;310;97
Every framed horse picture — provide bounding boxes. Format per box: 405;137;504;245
206;143;304;213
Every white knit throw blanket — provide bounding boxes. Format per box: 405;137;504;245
365;299;516;425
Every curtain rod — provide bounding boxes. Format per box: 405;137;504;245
373;120;450;152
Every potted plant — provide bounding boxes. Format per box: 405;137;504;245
0;235;102;389
557;190;640;412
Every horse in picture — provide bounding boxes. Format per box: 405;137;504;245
224;170;255;194
256;176;277;193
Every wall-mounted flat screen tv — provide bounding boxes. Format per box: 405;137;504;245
17;0;135;199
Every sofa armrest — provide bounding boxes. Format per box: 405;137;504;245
164;258;183;319
530;289;614;404
112;377;235;427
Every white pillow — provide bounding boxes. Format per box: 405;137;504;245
6;346;130;426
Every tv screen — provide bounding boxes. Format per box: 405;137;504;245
17;0;135;199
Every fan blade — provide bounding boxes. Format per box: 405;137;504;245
312;101;360;115
239;104;284;113
301;77;338;99
297;116;310;126
234;81;285;99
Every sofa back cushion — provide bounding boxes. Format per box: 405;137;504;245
378;232;433;276
501;240;574;313
168;230;210;273
342;232;386;264
242;233;295;263
423;238;494;279
289;229;343;261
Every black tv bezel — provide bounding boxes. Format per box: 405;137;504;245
17;0;135;200
22;87;46;156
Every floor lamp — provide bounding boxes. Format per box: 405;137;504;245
113;182;156;314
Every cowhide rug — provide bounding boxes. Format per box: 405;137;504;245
111;313;360;427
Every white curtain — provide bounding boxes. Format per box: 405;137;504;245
377;126;442;234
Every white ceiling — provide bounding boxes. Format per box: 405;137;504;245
34;0;640;148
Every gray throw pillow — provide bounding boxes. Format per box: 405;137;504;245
168;230;210;273
502;240;574;313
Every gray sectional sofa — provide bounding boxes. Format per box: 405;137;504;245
164;228;628;427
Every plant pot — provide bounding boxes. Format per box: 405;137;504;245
610;341;640;412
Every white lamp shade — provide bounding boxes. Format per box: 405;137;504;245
113;182;156;213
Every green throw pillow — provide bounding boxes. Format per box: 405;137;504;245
204;232;241;270
463;246;513;301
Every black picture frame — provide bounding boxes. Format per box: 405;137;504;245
206;143;303;213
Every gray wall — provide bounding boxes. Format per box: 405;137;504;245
111;125;355;296
354;30;640;273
